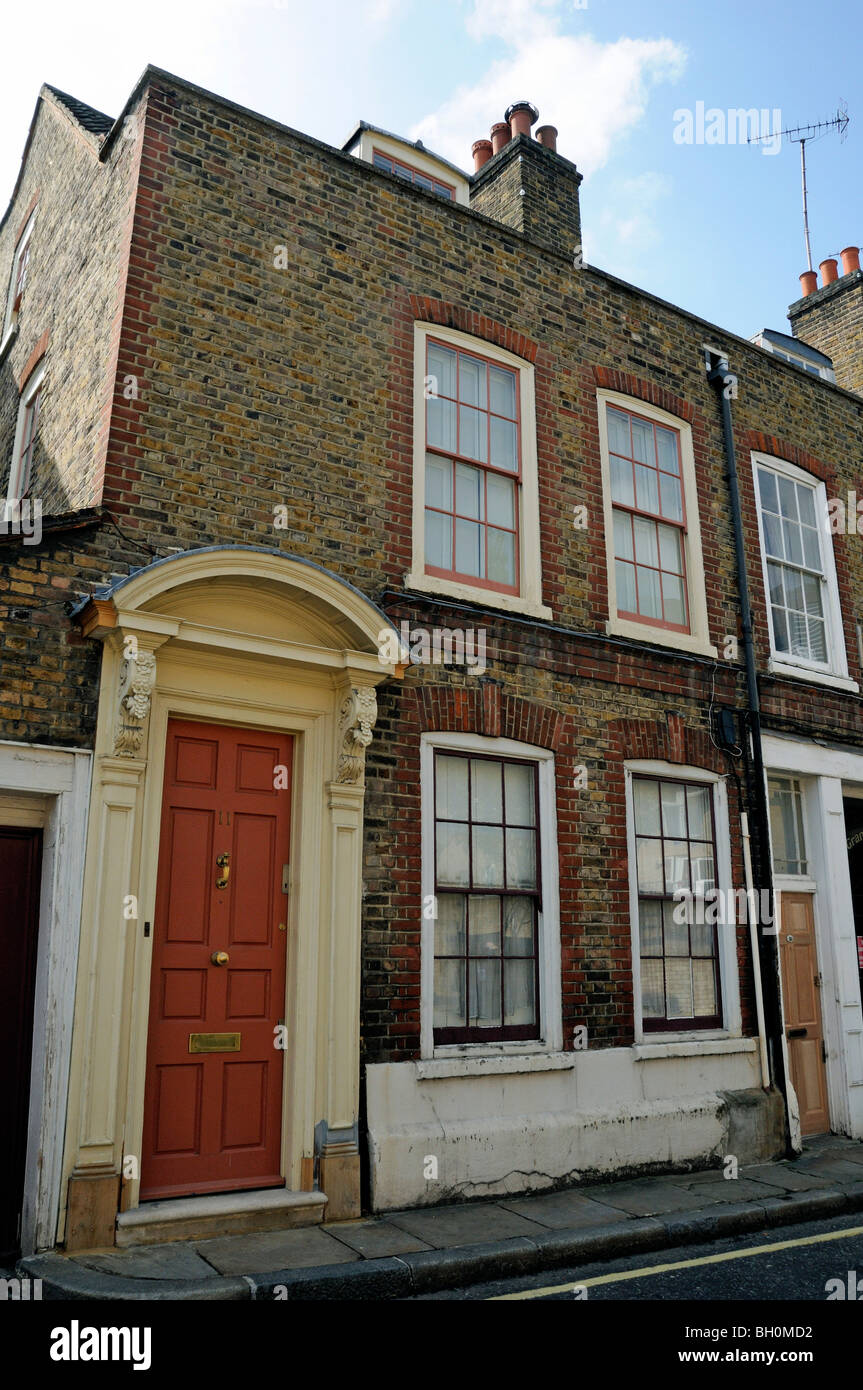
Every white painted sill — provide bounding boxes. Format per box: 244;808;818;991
632;1037;757;1062
417;1050;576;1080
606;617;717;659
404;571;553;622
766;657;858;693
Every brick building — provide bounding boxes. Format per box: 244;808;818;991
0;69;861;1259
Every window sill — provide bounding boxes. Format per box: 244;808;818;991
633;1036;756;1061
405;570;553;622
606;616;717;659
766;658;858;693
417;1049;574;1080
0;324;17;365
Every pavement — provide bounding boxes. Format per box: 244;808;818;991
18;1134;863;1301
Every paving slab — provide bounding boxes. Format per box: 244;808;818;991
587;1180;715;1216
790;1155;863;1181
195;1225;359;1275
673;1177;785;1203
743;1163;834;1192
324;1219;432;1257
386;1201;546;1248
499;1190;631;1229
70;1243;218;1281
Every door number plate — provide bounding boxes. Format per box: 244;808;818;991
188;1032;241;1054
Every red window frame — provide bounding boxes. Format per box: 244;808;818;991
372;148;456;200
424;337;522;596
14;384;41;498
608;404;690;633
433;750;541;1044
633;774;723;1033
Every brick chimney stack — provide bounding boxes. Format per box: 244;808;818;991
788;245;863;396
468;102;582;262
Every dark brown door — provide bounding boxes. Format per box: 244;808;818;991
779;891;830;1136
0;827;42;1262
141;719;292;1200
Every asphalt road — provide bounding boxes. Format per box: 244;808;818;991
412;1211;863;1301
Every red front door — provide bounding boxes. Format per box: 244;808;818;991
141;718;292;1200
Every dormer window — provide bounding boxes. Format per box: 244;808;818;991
342;124;470;206
2;209;36;347
372;149;455;200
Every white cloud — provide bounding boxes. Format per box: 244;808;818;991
413;6;686;176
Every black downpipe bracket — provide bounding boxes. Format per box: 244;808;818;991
706;350;791;1147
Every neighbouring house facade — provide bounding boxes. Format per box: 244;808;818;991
0;69;861;1260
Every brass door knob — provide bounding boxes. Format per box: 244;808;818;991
210;951;229;966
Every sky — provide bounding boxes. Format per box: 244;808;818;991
1;0;859;340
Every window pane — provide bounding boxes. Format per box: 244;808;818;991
436;894;466;954
425;510;451;570
489;365;517;418
455;518;482;576
636;837;664;893
659;472;683;522
766;561;785;606
455;462;483;519
662;573;687;626
634;779;661;834
665;958;693;1018
641;959;665;1017
633;516;659;566
690;844;715;894
436;756;468;819
459;405;487;462
414;173;433;191
436;822;470;886
639;898;663;955
490;415;518;472
468;894;500;955
503;896;534;955
469;958;501;1026
505;763;535;825
783;519;803;566
664;840;690;893
778;475;798;520
686;785;712;840
763;511;784;558
771;606;789;652
802;571;824;619
635;464;659;514
471;758;502;822
664;906;689;955
658;523;682;573
757;467;778;513
506;827;536;888
487;472;515;527
434;959;465;1028
610;455;635;506
801;526;821;570
807;616;827;662
504;959;536;1026
661;781;687;837
631;417;652;464
656;427;679;474
613;508;633;560
472;825;504;886
797;485;816;527
616;559;637;612
426;453;452;510
691;918;716;956
428;343;456;398
487;528;516;586
607;407;630;455
427;395;456;451
636;565;662;618
692;959;717;1016
459;354;486;408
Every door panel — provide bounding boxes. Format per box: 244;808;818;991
0;827;42;1261
141;719;292;1200
779;891;830;1136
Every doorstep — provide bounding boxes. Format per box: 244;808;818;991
115;1187;327;1248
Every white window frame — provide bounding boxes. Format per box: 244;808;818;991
420;731;561;1059
625;760;741;1044
5;361;45;520
1;210;36;355
598;389;716;658
407;321;552;621
752;451;855;691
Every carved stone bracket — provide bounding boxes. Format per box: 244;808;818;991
113;649;157;758
335;686;378;785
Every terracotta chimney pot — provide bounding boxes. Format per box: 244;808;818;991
799;270;818;297
840;245;861;275
535;125;558;152
820;258;839;286
505;101;539;139
490;121;510;155
472;139;493;171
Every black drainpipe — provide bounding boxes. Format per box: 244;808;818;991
705;349;791;1149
